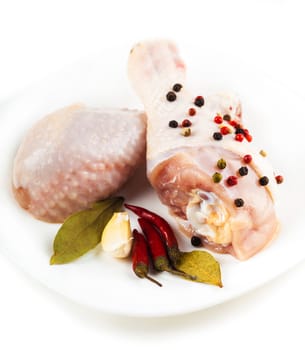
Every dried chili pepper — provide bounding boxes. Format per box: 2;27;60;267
124;203;182;266
138;218;195;280
132;229;162;287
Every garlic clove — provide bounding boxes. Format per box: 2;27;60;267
101;212;133;258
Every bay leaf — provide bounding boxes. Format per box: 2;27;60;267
176;250;223;287
50;197;124;265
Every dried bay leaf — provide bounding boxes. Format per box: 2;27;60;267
176;250;223;287
50;197;124;265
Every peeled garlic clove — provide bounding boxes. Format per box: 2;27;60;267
101;212;133;258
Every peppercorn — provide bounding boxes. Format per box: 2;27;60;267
181;119;192;127
243;154;252;164
220;126;230;135
169;120;178;128
234;198;244;207
229;120;238;127
181;127;191;136
213;132;223;140
212;172;222;183
191;236;202;247
223;114;231;121
235;128;245;134
173;83;182;92
238;166;248;176
214;115;223;124
194;96;204;107
226;175;238;186
235;134;244;142
245;134;253;142
275;175;284;184
217;158;227;170
188;108;196;116
260;150;267;157
259;176;269;186
166;91;177;102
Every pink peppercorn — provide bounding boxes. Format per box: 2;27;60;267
188;108;196;116
235;134;244;142
220;126;230;135
243;154;252;164
182;119;192;127
214;115;223;124
226;176;238;186
275;175;284;184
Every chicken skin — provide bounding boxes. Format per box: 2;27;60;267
128;40;279;260
13;104;146;223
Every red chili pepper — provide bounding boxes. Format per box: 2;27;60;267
132;229;162;287
138;218;195;280
124;203;182;266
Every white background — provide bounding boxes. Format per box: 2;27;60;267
0;0;304;349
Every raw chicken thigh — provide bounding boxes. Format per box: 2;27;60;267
128;40;280;260
13;104;146;223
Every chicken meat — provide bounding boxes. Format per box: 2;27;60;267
128;40;280;260
13;104;146;223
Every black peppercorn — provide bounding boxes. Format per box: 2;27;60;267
191;236;202;247
168;120;179;128
173;83;182;92
166;91;177;102
234;198;244;207
194;96;204;107
235;128;245;135
213;132;223;140
238;166;248;176
259;176;269;186
223;114;231;121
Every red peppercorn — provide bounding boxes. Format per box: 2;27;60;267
229;120;238;127
226;176;238;186
245;134;253;142
214;115;223;124
275;175;284;184
181;119;192;127
220;126;230;135
235;134;244;142
188;108;196;116
243;154;252;163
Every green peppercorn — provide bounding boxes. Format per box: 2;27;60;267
260;149;267;157
217;158;227;170
181;127;191;136
212;172;222;183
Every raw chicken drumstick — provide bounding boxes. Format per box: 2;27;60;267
13;104;146;223
128;40;280;260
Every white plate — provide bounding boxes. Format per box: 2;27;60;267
0;43;304;317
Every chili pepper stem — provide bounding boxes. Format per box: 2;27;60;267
154;256;196;280
145;275;163;287
134;264;162;287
